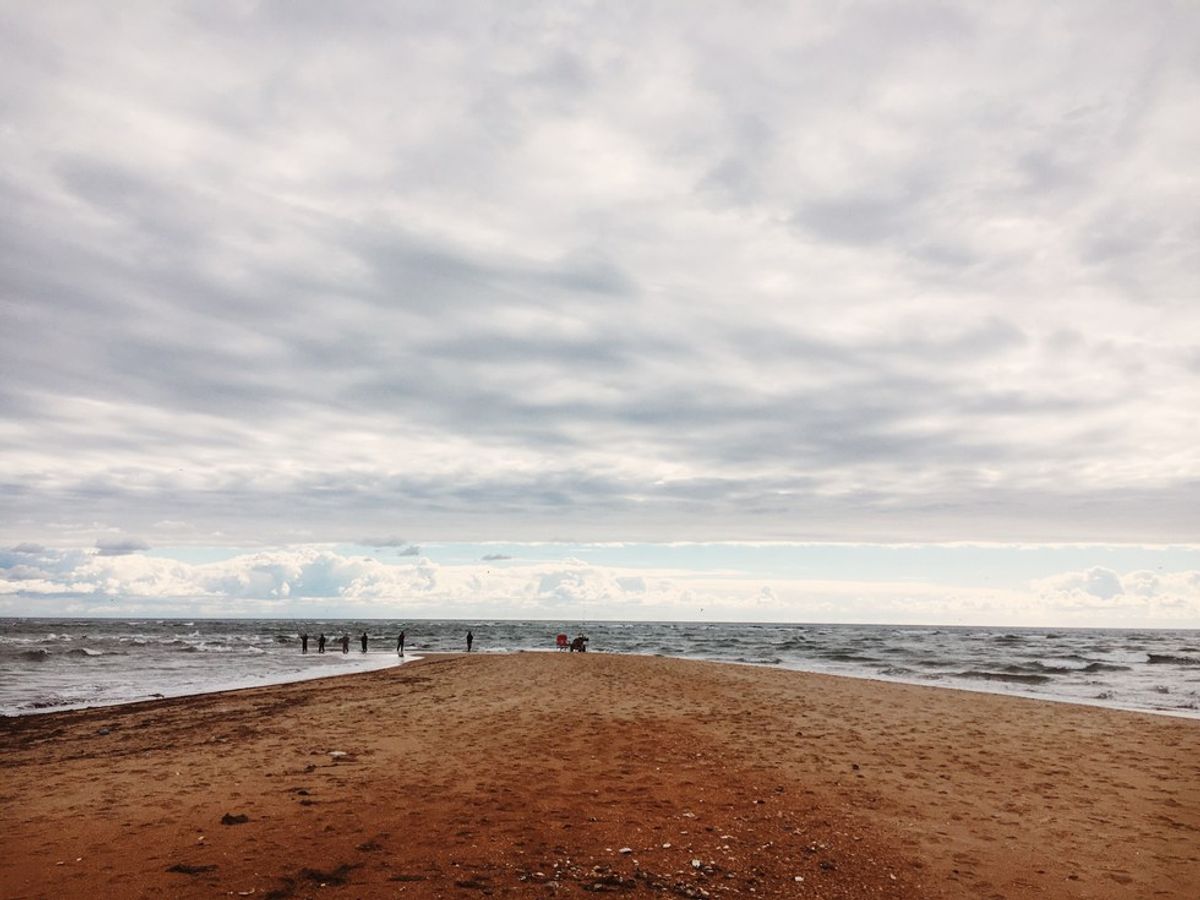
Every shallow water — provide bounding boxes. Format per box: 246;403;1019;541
2;618;1198;718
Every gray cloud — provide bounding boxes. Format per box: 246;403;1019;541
94;538;150;557
1;2;1197;549
358;538;421;557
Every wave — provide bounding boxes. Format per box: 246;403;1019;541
955;670;1052;685
1012;663;1074;675
18;649;51;661
1082;661;1130;673
1147;654;1200;666
736;656;783;665
22;696;71;710
66;647;103;657
822;653;880;663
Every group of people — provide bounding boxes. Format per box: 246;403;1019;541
299;629;476;655
299;632;362;654
297;628;591;655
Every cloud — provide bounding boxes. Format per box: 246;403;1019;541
481;554;512;561
359;538;422;556
0;2;1197;553
2;543;1196;626
1035;566;1125;601
94;538;150;557
1033;567;1200;615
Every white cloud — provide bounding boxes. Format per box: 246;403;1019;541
1033;566;1200;617
2;543;1196;626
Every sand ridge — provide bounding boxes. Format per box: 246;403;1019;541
1;652;1197;898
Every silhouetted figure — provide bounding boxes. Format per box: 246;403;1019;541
361;631;368;653
318;633;326;654
466;630;474;652
570;634;588;653
341;633;349;654
397;630;406;656
301;633;309;654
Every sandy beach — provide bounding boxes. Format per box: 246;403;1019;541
1;653;1197;899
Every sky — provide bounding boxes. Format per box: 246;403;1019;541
1;2;1198;625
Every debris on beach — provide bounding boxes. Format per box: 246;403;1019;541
166;863;216;875
220;812;249;825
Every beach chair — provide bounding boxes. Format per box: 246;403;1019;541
556;633;569;651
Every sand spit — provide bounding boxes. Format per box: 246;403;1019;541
1;653;1197;898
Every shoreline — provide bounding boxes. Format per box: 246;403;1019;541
7;645;1200;722
1;651;413;718
2;652;1198;898
7;619;1198;721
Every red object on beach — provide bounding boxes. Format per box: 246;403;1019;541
556;634;568;650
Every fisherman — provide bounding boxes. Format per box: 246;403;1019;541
301;632;309;654
341;633;349;654
318;633;326;654
397;630;406;656
361;631;368;653
466;629;474;652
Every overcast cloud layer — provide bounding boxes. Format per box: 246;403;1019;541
2;2;1199;557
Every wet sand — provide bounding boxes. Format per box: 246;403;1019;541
1;652;1197;898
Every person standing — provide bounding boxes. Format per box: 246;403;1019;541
341;633;349;654
466;629;474;652
301;632;309;654
397;630;406;656
361;631;368;653
318;633;326;654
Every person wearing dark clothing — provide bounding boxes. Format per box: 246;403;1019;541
318;633;326;654
397;631;406;656
466;630;474;652
341;634;349;654
361;631;368;653
301;633;309;654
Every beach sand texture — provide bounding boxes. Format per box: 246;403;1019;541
1;653;1197;898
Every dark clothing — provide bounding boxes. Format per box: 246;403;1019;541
318;634;326;653
397;631;406;656
341;634;349;654
466;630;474;652
361;632;368;653
301;633;309;653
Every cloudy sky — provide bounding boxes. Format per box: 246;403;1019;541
2;2;1197;624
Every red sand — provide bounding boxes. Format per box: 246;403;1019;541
2;653;1198;898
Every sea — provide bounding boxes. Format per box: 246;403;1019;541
2;618;1199;719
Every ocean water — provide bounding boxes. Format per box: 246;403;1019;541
2;618;1199;718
